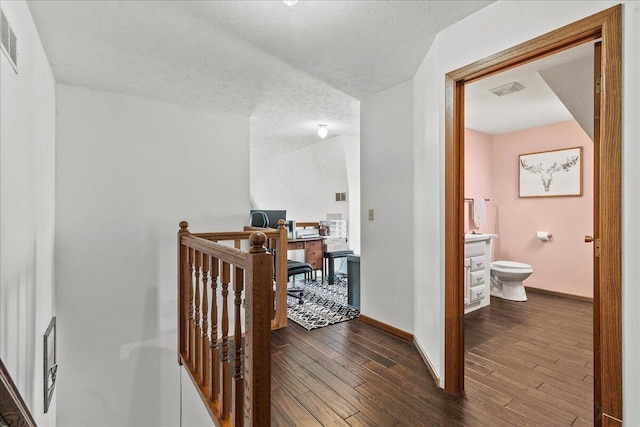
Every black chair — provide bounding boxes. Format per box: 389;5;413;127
287;260;312;304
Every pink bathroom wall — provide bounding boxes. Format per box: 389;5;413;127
492;120;593;298
464;129;495;234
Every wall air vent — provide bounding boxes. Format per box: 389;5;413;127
489;81;524;97
0;8;18;72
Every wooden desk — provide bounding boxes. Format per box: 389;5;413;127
287;237;324;279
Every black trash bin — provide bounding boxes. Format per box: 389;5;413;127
347;255;360;309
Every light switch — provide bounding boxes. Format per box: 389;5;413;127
368;209;374;221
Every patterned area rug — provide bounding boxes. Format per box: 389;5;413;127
286;275;360;330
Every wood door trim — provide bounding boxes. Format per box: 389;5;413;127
444;75;465;394
593;40;602;425
596;6;622;422
444;5;622;423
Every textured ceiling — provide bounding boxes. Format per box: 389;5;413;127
466;43;595;136
27;0;493;158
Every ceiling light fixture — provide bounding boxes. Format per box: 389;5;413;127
282;0;299;6
317;124;328;139
489;81;525;97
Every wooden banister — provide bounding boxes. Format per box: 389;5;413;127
197;221;288;330
194;230;280;241
178;222;272;426
183;235;250;268
0;358;37;427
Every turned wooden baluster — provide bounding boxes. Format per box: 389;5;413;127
232;266;245;427
209;257;220;402
193;250;202;375
221;261;231;419
188;247;195;368
200;254;209;387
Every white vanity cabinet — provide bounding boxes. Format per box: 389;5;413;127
464;234;497;314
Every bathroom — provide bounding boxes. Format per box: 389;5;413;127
463;46;595;306
457;37;605;427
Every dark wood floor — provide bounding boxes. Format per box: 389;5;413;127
271;292;593;426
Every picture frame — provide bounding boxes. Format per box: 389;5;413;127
43;317;57;413
519;147;582;198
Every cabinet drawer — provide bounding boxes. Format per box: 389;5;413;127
465;241;485;257
470;285;486;302
470;270;485;286
470;256;485;272
288;242;304;250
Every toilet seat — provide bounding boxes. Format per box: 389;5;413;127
489;261;532;301
490;260;532;273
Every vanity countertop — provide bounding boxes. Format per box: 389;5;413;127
464;233;498;243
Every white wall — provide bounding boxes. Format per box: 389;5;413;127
250;134;361;252
0;1;57;424
180;370;214;427
413;38;444;379
411;1;640;422
55;84;249;426
622;2;640;423
343;136;361;255
361;80;414;333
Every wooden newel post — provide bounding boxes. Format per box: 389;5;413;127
178;221;191;365
245;232;272;425
275;219;288;328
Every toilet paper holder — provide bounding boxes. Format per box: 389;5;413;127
536;231;552;241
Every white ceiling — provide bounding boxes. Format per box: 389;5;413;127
27;0;493;158
465;42;595;136
28;1;590;150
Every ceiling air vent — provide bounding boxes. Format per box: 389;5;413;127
1;8;18;72
489;81;524;97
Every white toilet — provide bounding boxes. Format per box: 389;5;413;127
490;260;533;301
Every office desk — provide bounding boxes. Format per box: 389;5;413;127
287;237;325;279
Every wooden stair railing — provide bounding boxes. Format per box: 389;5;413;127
0;358;37;427
194;219;288;330
178;222;272;426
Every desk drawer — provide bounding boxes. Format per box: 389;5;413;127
307;257;322;269
305;240;322;249
288;242;304;250
305;245;322;269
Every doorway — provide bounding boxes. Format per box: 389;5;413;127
444;5;622;425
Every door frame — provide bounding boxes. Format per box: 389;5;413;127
444;4;622;424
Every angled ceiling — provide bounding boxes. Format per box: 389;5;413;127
27;0;494;158
465;42;595;136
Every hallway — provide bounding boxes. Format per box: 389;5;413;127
271;292;592;426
